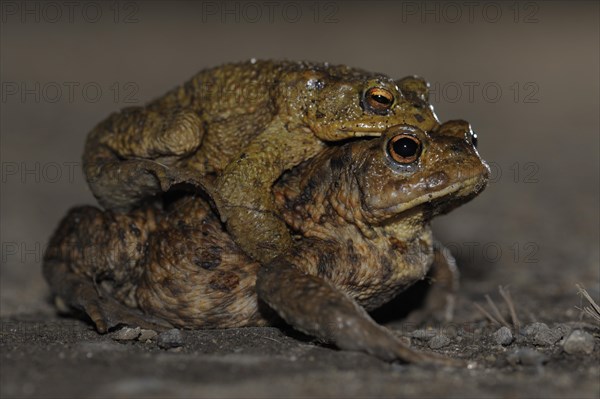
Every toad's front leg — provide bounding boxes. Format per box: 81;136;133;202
405;241;460;326
214;119;325;263
256;253;462;366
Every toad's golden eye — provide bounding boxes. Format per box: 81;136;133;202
363;87;394;115
387;134;422;164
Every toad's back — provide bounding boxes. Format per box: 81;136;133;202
81;59;440;265
143;60;382;177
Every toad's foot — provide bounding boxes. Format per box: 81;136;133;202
44;261;173;333
77;290;174;333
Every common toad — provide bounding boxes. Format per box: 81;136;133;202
45;121;489;364
83;60;440;263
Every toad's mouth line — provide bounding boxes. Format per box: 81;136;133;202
337;128;384;138
338;123;398;136
338;122;426;138
352;131;384;137
377;174;488;220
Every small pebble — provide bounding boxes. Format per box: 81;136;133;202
493;326;514;346
562;330;595;355
138;329;158;342
429;335;450;349
157;329;185;349
506;347;547;367
523;322;549;336
111;327;141;341
533;327;562;346
168;347;183;353
553;323;572;339
443;326;459;339
411;329;436;341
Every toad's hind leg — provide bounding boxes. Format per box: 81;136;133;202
43;206;172;332
256;256;464;366
44;260;172;333
84;107;205;210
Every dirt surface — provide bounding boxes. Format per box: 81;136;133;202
1;1;599;398
1;313;599;398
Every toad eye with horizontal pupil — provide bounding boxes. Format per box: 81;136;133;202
364;87;394;114
387;135;422;164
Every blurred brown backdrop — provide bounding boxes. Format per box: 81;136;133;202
1;1;598;317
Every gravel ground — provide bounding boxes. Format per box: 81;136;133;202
1;2;599;398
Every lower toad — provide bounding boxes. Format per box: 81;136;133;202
44;121;489;365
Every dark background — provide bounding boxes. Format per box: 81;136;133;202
1;1;598;398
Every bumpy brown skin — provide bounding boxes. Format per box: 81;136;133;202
46;120;489;365
83;60;440;263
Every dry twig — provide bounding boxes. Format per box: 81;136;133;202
474;286;520;330
576;284;600;324
474;302;502;326
499;285;521;331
